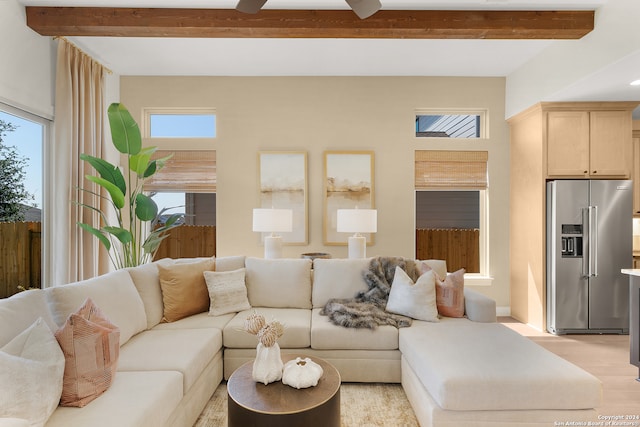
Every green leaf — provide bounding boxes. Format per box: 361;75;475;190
143;161;157;178
85;175;126;209
80;153;127;195
77;222;111;251
103;226;133;244
107;103;141;155
129;146;156;177
135;193;158;221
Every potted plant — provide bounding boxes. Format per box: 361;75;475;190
77;103;183;269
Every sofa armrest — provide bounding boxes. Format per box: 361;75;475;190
464;288;497;323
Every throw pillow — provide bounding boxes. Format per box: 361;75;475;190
436;268;466;318
158;258;215;322
386;266;439;322
55;298;120;407
0;318;65;427
203;268;251;316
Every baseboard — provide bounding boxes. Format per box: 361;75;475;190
496;306;511;317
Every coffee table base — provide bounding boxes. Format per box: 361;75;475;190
228;388;340;427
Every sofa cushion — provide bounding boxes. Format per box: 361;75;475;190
0;419;29;427
311;308;398;350
215;255;246;272
117;328;222;394
45;269;147;346
245;258;312;308
0;289;57;347
436;268;465;318
157;258;215;322
224;308;311;348
152;312;235;331
399;317;602;411
0;318;64;427
55;298;120;407
386;267;439;322
204;268;251;316
311;258;370;308
126;262;164;330
44;371;183;427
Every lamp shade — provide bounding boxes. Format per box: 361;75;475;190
252;208;293;233
336;209;377;234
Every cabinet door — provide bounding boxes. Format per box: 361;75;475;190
589;110;632;177
547;111;590;176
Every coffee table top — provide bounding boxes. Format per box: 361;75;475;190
227;354;341;415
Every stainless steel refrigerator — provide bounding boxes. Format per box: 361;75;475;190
546;180;631;335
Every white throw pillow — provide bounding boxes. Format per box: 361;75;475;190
0;318;65;427
386;267;439;322
204;268;251;316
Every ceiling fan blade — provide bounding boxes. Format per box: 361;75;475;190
236;0;267;14
345;0;382;19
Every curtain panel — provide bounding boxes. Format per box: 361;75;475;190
51;38;107;284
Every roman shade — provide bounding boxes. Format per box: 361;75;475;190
144;150;216;193
415;150;488;190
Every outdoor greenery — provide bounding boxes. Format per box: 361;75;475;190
0;120;34;222
77;103;183;269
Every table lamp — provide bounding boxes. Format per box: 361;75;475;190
337;208;377;259
253;208;293;259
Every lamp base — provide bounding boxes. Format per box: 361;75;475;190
347;235;367;259
264;235;283;259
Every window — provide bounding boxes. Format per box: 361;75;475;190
415;150;489;278
145;109;216;139
0;103;49;296
142;110;217;227
415;109;487;139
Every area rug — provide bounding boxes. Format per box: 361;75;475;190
194;382;419;427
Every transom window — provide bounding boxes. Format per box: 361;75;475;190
144;109;217;138
415;109;487;139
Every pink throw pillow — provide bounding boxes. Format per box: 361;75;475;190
435;268;465;318
55;298;120;407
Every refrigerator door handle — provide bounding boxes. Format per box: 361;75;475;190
582;207;590;278
591;205;598;277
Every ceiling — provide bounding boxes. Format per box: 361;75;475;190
20;0;640;117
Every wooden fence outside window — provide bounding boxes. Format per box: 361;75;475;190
0;222;41;299
416;228;480;273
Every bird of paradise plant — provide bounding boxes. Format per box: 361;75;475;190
77;103;183;269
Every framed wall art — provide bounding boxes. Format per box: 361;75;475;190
323;150;375;245
258;151;308;244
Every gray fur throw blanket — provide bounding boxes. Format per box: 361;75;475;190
320;257;422;329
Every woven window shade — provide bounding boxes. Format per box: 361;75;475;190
144;150;216;193
415;150;488;189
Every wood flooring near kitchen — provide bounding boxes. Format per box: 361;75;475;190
499;317;640;417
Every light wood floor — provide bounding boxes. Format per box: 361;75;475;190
499;317;640;417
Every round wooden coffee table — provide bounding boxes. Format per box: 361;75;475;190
227;355;341;427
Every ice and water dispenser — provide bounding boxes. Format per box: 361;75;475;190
560;224;583;258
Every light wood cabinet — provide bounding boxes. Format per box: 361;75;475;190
634;135;640;216
508;101;637;332
547;109;632;178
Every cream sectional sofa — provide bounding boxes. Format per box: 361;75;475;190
0;255;602;427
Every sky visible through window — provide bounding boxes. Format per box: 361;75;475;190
0;111;43;209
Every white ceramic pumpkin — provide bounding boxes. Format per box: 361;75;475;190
252;342;284;385
282;357;324;389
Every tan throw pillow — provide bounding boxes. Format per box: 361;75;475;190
158;258;215;322
203;268;251;316
435;268;466;318
55;298;120;407
0;318;65;427
386;267;439;322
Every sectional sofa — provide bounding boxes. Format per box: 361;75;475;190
0;256;603;427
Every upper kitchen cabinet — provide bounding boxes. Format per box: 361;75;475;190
546;106;635;178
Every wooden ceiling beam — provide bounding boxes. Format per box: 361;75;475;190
25;7;594;40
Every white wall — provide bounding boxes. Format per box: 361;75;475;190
121;76;511;307
506;0;640;118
